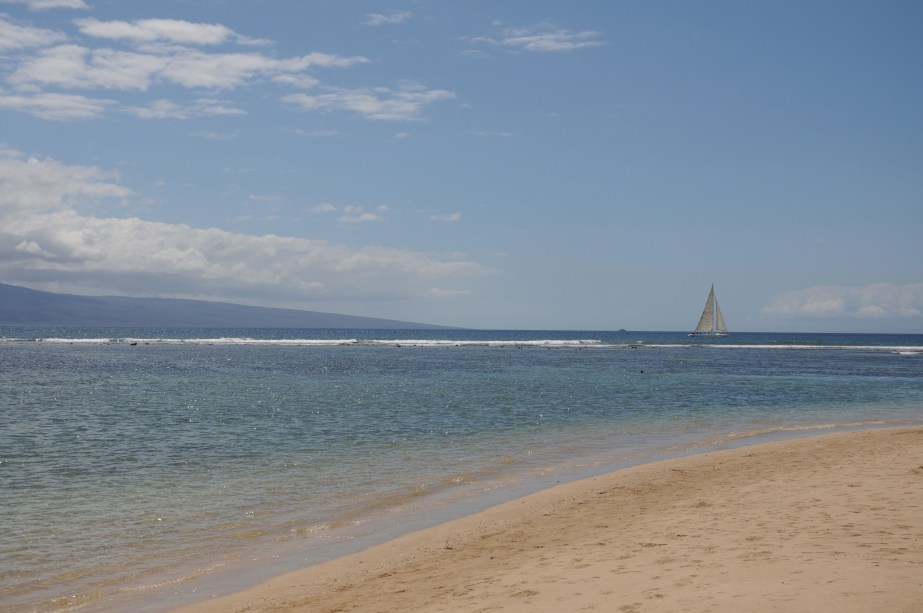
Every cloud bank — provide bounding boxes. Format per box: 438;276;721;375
762;284;923;320
0;147;489;305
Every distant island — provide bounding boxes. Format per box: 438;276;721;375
0;283;449;329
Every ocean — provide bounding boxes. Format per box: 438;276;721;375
1;328;921;612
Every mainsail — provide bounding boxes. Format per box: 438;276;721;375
692;285;728;336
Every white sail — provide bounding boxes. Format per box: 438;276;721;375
691;285;728;336
694;286;717;332
715;299;727;332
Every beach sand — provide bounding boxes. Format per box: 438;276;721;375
176;427;923;612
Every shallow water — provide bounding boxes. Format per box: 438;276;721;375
1;329;921;611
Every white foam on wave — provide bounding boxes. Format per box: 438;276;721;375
27;337;602;347
19;337;598;347
17;338;921;352
36;337;123;344
628;343;923;352
365;339;602;348
132;338;360;346
32;337;360;346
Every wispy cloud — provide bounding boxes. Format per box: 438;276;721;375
194;129;239;141
128;98;245;119
471;22;604;53
248;194;281;203
457;49;491;60
9;44;369;91
283;81;454;121
309;202;337;214
762;283;923;319
0;14;371;121
363;11;412;27
74;17;259;46
430;212;461;222
339;212;383;223
0;12;65;49
0;91;115;119
309;202;388;223
1;12;452;125
338;205;384;223
0;148;489;304
0;0;88;10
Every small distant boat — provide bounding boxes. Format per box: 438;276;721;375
689;285;728;337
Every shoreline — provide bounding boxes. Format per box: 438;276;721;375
172;425;923;612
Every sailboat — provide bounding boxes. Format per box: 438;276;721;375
689;285;728;337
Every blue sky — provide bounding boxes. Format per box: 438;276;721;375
0;0;921;331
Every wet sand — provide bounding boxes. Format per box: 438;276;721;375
175;426;923;612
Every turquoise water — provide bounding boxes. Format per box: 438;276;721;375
1;329;922;611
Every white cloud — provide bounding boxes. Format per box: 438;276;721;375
338;205;384;223
0;13;65;49
430;212;461;222
0;149;490;304
157;50;281;89
0;93;244;120
309;202;337;214
0;147;131;216
15;239;54;257
157;50;368;90
363;11;412;27
283;81;455;121
126;98;245;119
458;49;491;60
472;22;604;53
271;73;320;89
194;129;238;141
762;283;923;319
0;0;87;10
339;212;383;223
74;18;244;46
248;194;280;203
10;45;166;90
11;43;369;93
0;91;115;119
1;13;370;120
286;52;372;70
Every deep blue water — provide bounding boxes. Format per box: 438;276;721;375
1;328;921;611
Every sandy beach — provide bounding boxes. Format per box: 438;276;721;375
176;426;923;612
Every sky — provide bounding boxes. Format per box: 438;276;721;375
0;0;921;332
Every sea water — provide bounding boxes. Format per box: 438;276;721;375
1;328;921;612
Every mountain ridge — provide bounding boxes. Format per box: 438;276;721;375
0;283;450;329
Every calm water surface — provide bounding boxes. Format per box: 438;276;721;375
1;329;921;611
